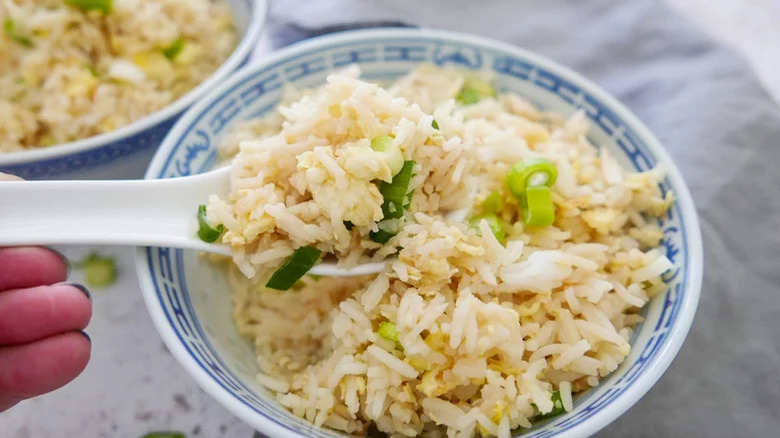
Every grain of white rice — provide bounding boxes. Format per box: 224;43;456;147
256;372;290;393
560;381;574;412
360;274;390;313
422;398;465;429
614;283;647;307
552;340;593;370
366;346;418;379
631;254;674;283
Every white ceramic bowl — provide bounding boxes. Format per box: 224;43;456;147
0;0;265;180
136;28;703;438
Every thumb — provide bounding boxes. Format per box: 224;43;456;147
0;173;23;182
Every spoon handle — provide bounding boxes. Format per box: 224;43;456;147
0;168;231;254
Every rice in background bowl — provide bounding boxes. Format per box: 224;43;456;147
137;29;702;438
0;0;264;179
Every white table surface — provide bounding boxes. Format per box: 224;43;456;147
3;2;779;437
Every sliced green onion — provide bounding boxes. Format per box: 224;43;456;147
403;186;414;209
370;135;393;151
379;160;416;219
344;221;355;231
470;214;506;243
369;218;402;244
371;135;404;177
534;391;566;421
371;160;416;244
265;246;322;291
197;205;224;243
377;321;403;349
4;19;33;48
140;433;186;438
369;229;395;244
163;37;185;61
506;157;558;197
481;190;504;214
522;186;555;227
377;322;399;342
456;77;496;105
65;0;113;13
431;119;439;130
78;253;117;288
465;77;496;98
456;88;481;105
85;64;100;77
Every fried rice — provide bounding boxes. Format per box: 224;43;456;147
0;0;237;151
207;65;674;437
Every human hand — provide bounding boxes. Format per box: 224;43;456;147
0;247;92;412
0;172;22;182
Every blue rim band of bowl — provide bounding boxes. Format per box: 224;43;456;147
136;28;703;438
0;0;267;176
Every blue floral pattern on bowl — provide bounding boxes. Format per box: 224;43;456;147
138;30;701;438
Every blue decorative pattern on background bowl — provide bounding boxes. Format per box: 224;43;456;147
0;0;265;181
136;29;703;438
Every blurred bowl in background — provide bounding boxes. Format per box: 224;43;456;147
136;28;703;438
0;0;265;180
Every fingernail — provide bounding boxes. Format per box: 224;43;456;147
78;331;91;344
49;248;72;279
67;283;91;301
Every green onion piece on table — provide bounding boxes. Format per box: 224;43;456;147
4;19;33;48
265;246;322;291
163;37;185;61
481;190;504;214
522;186;555;226
534;391;566;421
65;0;113;13
140;432;186;438
470;213;506;243
431;119;439;130
78;253;117;288
506;157;558;198
196;205;224;243
456;77;496;105
370;135;404;176
379;160;416;219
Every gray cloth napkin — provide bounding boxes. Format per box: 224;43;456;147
261;0;780;436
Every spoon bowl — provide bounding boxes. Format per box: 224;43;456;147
0;167;389;277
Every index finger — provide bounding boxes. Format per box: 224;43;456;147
0;247;69;291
